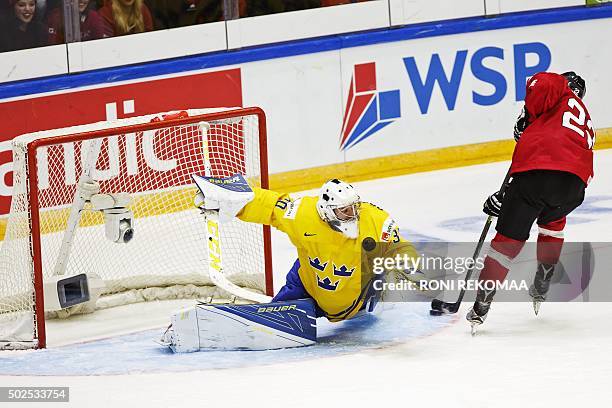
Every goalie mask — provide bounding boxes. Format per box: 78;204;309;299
316;179;361;239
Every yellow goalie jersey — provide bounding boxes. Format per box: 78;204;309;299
237;187;417;321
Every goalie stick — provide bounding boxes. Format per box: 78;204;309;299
200;121;272;304
202;208;271;303
429;170;511;316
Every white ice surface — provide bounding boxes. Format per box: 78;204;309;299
2;151;612;407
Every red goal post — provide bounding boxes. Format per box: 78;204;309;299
0;107;273;350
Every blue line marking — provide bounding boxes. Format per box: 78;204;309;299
1;5;610;99
436;195;612;234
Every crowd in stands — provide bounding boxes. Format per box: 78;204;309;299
0;0;370;52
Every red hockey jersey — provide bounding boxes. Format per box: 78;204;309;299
510;72;594;185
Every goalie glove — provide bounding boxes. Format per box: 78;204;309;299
192;173;254;223
483;190;504;217
513;106;530;142
194;191;218;211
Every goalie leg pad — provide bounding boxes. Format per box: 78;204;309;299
162;299;317;353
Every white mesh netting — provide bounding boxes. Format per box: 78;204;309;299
0;108;270;349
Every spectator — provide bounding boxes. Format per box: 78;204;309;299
241;0;320;17
98;0;153;36
0;0;48;52
147;0;223;29
47;0;105;44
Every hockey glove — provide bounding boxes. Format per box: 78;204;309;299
483;190;503;217
513;107;530;142
192;173;254;222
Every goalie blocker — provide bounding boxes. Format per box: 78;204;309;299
160;299;317;352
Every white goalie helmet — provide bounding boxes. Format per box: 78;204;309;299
316;179;361;239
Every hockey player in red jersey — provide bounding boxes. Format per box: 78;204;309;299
467;71;594;332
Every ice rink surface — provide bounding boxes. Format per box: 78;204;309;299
1;151;611;407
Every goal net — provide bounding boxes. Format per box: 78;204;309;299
0;107;273;350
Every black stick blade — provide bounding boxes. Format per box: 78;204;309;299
430;298;460;314
430;298;445;311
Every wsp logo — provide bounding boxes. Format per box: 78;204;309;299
338;42;552;152
339;62;401;151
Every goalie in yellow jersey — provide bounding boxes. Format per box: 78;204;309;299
193;175;420;322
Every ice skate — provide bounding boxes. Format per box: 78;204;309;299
529;263;555;316
466;289;496;335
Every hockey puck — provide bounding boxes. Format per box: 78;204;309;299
362;237;376;252
429;309;444;316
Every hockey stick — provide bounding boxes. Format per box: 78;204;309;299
429;170;511;315
202;208;272;303
200;121;272;304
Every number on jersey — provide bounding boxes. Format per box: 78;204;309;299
562;98;595;149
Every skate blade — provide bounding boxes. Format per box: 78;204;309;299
533;301;541;316
470;322;481;336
